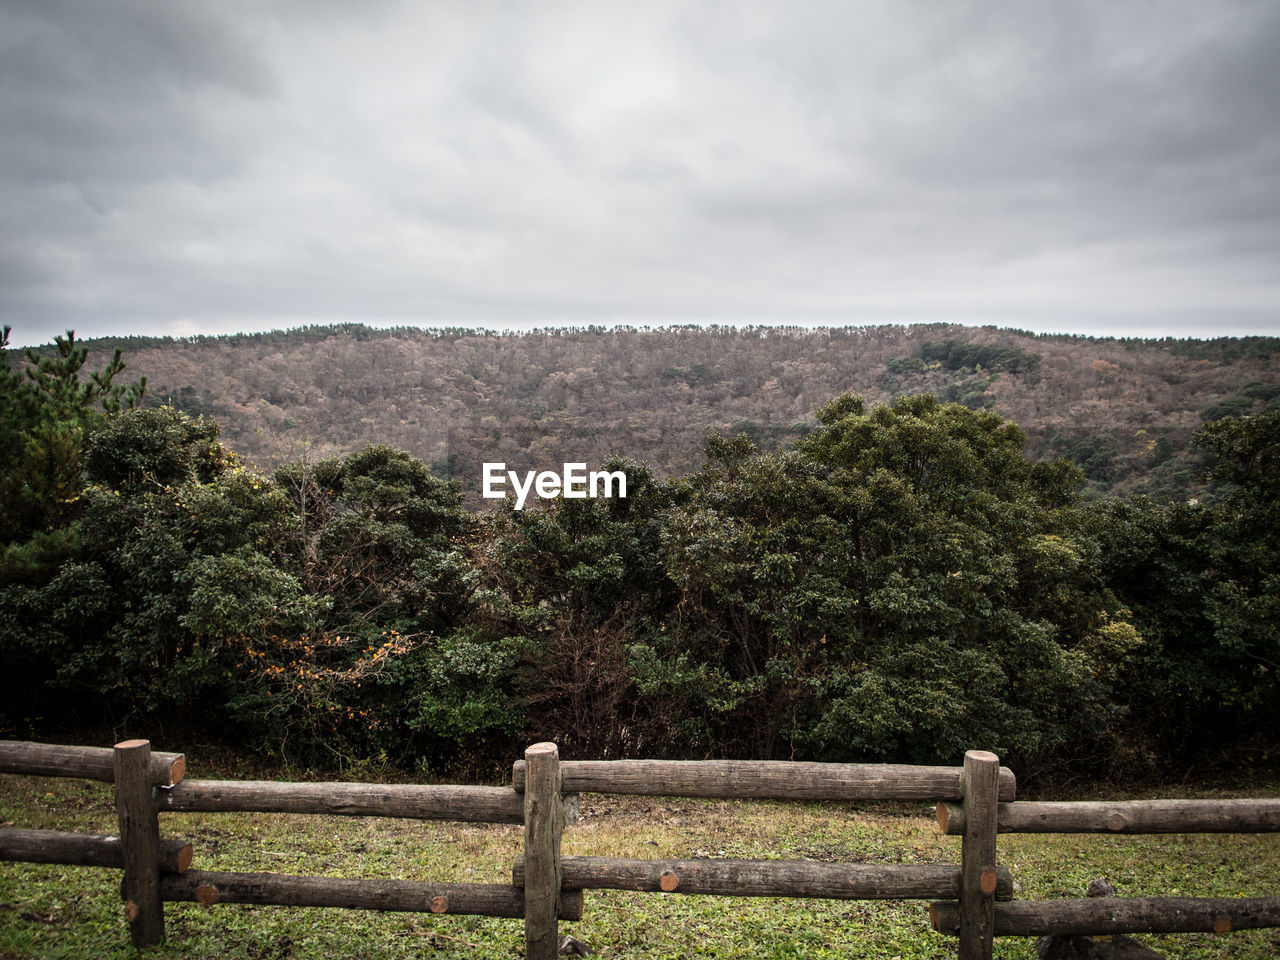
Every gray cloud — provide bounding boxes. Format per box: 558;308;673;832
1;0;275;186
2;0;1277;346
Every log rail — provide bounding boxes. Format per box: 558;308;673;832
158;869;583;920
513;854;1017;901
158;778;524;824
0;739;184;786
0;827;191;873
511;757;1017;801
930;896;1280;938
937;797;1280;835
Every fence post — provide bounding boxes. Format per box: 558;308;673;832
958;750;999;960
523;743;564;960
114;739;164;946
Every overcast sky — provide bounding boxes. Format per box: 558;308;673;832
3;1;1278;347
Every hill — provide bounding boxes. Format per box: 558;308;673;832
19;323;1280;500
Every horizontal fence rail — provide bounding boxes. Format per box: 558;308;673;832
0;827;191;873
938;797;1280;835
513;855;1015;901
511;757;1017;801
0;739;184;786
158;870;581;919
158;779;524;824
930;896;1280;938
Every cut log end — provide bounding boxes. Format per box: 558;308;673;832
115;739;149;751
965;750;1000;764
167;756;186;786
1214;917;1232;934
980;869;998;895
936;804;950;833
195;884;219;906
659;871;679;892
930;901;960;933
430;895;448;914
176;843;193;874
124;900;138;922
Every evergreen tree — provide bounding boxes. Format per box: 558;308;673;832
1094;410;1280;770
0;327;145;549
659;394;1136;767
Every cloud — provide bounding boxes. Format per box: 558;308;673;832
2;0;1278;346
1;1;276;186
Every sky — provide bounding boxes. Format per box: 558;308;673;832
2;0;1279;348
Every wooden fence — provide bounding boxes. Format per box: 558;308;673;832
930;789;1280;949
1;739;1277;959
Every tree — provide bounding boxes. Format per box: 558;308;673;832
1194;411;1280;740
273;444;475;636
659;394;1137;769
0;327;146;547
1093;411;1280;770
474;457;684;758
0;406;311;731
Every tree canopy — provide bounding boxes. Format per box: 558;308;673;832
1;334;1275;783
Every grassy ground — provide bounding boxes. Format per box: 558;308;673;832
1;768;1277;959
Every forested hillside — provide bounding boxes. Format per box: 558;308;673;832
27;323;1280;502
2;325;1277;788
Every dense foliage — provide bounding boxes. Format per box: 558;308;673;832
1;331;1277;783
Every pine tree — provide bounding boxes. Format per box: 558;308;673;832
0;327;146;548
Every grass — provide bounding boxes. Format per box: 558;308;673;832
1;768;1278;959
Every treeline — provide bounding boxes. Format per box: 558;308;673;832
1;328;1277;785
17;323;1280;507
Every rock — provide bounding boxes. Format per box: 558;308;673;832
559;933;592;956
1086;878;1118;899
